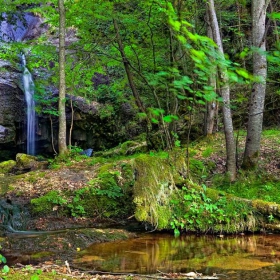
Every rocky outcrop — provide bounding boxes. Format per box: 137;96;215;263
0;13;47;42
0;13;46;160
0;65;25;160
0;11;144;161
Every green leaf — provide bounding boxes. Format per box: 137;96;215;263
2;265;9;273
239;47;249;59
236;68;249;79
176;94;187;100
168;18;181;31
269;12;280;20
163;115;179;123
149;108;165;116
228;71;239;82
190;49;206;61
151;118;159;124
0;255;6;264
177;35;186;44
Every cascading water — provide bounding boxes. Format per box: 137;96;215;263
22;54;36;155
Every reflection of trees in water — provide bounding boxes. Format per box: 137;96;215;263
76;233;280;273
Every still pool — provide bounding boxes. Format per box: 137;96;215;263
74;233;280;279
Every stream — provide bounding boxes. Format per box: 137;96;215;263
3;230;280;280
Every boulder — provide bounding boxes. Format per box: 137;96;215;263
0;160;17;174
15;153;47;172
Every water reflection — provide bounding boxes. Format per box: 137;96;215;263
74;233;280;279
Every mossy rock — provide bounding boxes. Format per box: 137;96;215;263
15;153;47;171
16;153;38;169
132;151;187;230
0;159;16;174
94;141;147;157
119;140;147;155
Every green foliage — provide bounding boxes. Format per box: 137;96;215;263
215;173;280;205
0;253;7;265
88;171;123;199
170;185;253;234
81;163;135;218
201;147;213;158
48;146;85;168
0;247;9;275
31;188;87;218
31;190;67;214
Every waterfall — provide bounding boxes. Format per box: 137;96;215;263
22;54;36;155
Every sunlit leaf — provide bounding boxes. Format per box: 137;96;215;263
1;265;9;273
163;115;179;123
236;68;249;79
151;118;159;124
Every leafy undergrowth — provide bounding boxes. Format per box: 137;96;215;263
189;129;280;204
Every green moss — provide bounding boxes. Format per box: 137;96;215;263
132;152;187;229
252;199;280;215
97;163;115;174
16;153;37;168
214;171;280;205
0;160;16;174
31;251;53;260
31;191;67;215
87;156;108;166
119;140;147;155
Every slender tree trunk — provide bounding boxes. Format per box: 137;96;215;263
205;8;218;136
58;0;67;155
236;0;246;69
242;0;269;169
113;18;146;114
207;0;236;181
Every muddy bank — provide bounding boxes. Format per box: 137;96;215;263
1;226;138;266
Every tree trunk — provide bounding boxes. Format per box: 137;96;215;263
207;0;236;181
58;0;68;155
113;18;146;114
204;8;218;136
242;0;269;169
